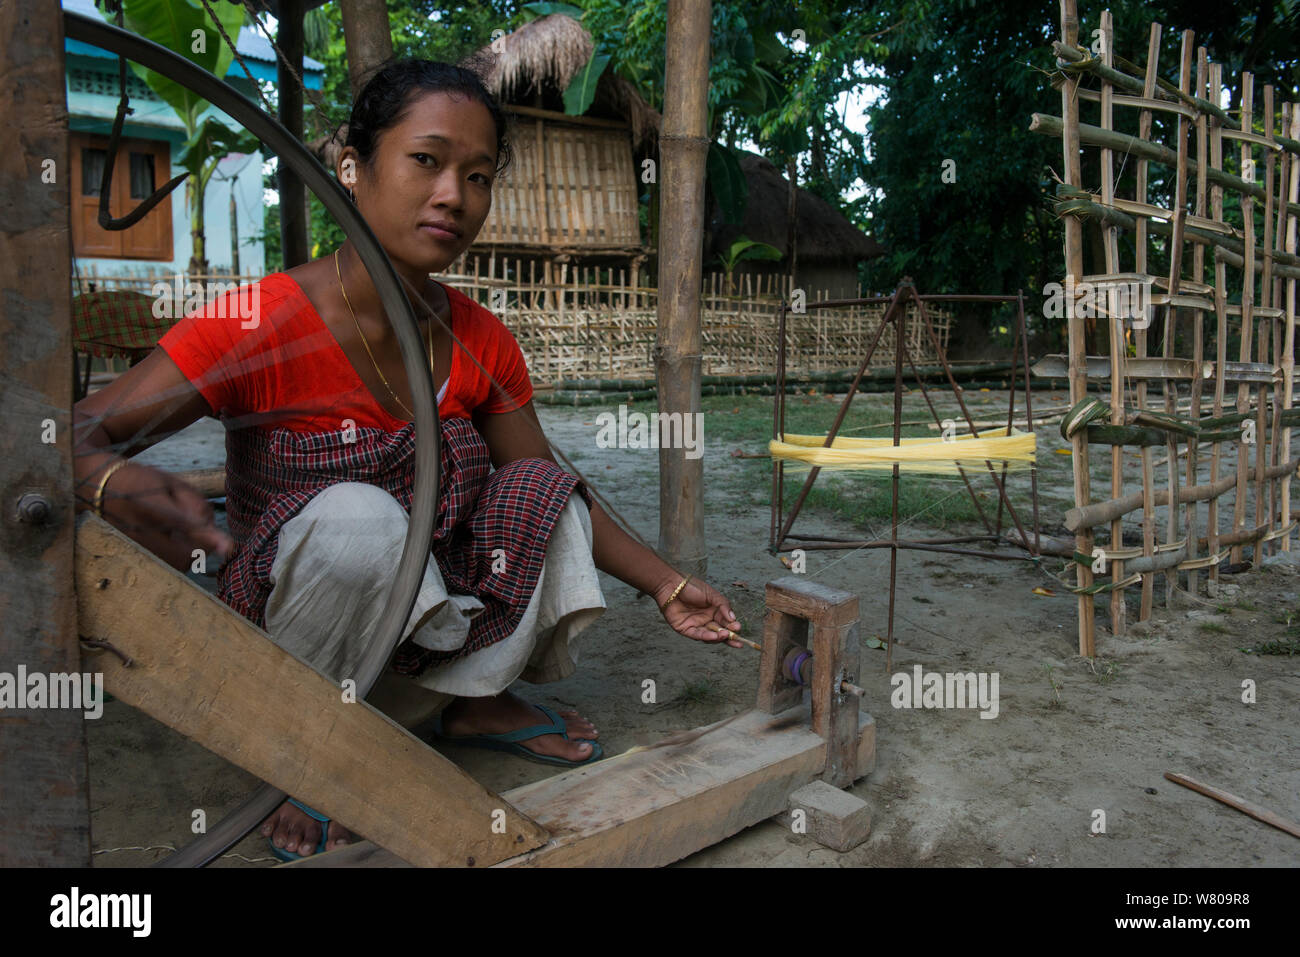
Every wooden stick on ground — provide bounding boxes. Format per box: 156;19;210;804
1164;771;1300;839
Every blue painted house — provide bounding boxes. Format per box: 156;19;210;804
63;0;323;278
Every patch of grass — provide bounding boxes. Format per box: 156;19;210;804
784;473;986;530
1235;600;1257;612
1044;665;1064;708
1086;657;1121;684
1198;621;1229;635
1240;638;1300;655
701;392;897;445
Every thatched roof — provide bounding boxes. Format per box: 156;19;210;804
310;14;662;166
463;14;661;152
705;151;884;265
476;13;593;98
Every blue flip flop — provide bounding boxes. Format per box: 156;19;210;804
431;703;604;767
269;798;332;863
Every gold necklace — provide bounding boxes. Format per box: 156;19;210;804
335;248;434;421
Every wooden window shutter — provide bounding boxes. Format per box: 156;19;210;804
70;133;174;261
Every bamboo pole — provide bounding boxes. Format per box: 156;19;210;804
655;0;710;574
1134;23;1161;620
1185;47;1209;596
1066;457;1300;530
1284;103;1300;550
1231;76;1255;566
1208;62;1228;588
1267;99;1287;557
1060;0;1094;655
1162;32;1194;607
1028;114;1300;217
1100;10;1125;634
1258;87;1279;561
1259;85;1276;559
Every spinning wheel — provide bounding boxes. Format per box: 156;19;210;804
64;9;442;866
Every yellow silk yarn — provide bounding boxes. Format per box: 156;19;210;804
769;426;1036;474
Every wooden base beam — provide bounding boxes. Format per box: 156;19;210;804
286;704;876;868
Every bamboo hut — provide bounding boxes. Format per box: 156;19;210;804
703;150;885;300
457;14;659;280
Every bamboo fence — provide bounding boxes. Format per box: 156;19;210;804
75;259;952;385
1036;2;1300;655
442;253;951;383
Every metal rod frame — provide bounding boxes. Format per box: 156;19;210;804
769;281;1042;667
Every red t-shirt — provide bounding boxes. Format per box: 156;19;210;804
158;272;533;430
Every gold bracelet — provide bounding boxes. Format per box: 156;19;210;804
93;459;130;518
659;575;691;613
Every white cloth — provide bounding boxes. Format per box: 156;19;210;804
262;481;606;721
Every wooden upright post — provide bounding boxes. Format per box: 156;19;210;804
0;0;92;865
655;0;710;574
278;0;309;268
1060;0;1095;655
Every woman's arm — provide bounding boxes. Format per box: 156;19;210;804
73;348;234;569
475;401;741;644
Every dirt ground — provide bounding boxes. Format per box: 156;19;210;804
88;389;1300;867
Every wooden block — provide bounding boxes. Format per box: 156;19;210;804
290;705;879;868
786;780;872;852
856;710;876;779
499;706;825;867
765;576;859;628
756;608;806;713
75;516;549;868
812;619;860;787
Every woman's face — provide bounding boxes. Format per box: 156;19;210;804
345;90;498;277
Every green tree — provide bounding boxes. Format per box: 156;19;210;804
860;0;1298;347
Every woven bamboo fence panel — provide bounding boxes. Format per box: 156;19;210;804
72;259;950;385
477;122;641;248
1038;1;1300;655
443;255;951;383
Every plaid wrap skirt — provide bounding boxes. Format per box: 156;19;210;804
217;415;590;673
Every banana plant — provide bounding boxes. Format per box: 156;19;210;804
716;236;783;294
177;117;260;273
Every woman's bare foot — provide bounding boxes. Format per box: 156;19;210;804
439;690;599;762
260;800;354;858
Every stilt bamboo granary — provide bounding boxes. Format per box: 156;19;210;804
462;13;659;273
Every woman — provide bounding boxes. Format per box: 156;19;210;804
73;59;742;860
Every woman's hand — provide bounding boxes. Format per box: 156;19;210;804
93;461;235;572
655;575;744;647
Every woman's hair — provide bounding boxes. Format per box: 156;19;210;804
343;58;513;177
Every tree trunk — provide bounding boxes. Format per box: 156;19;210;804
278;0;308;268
340;0;394;99
655;0;710;575
188;176;209;274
